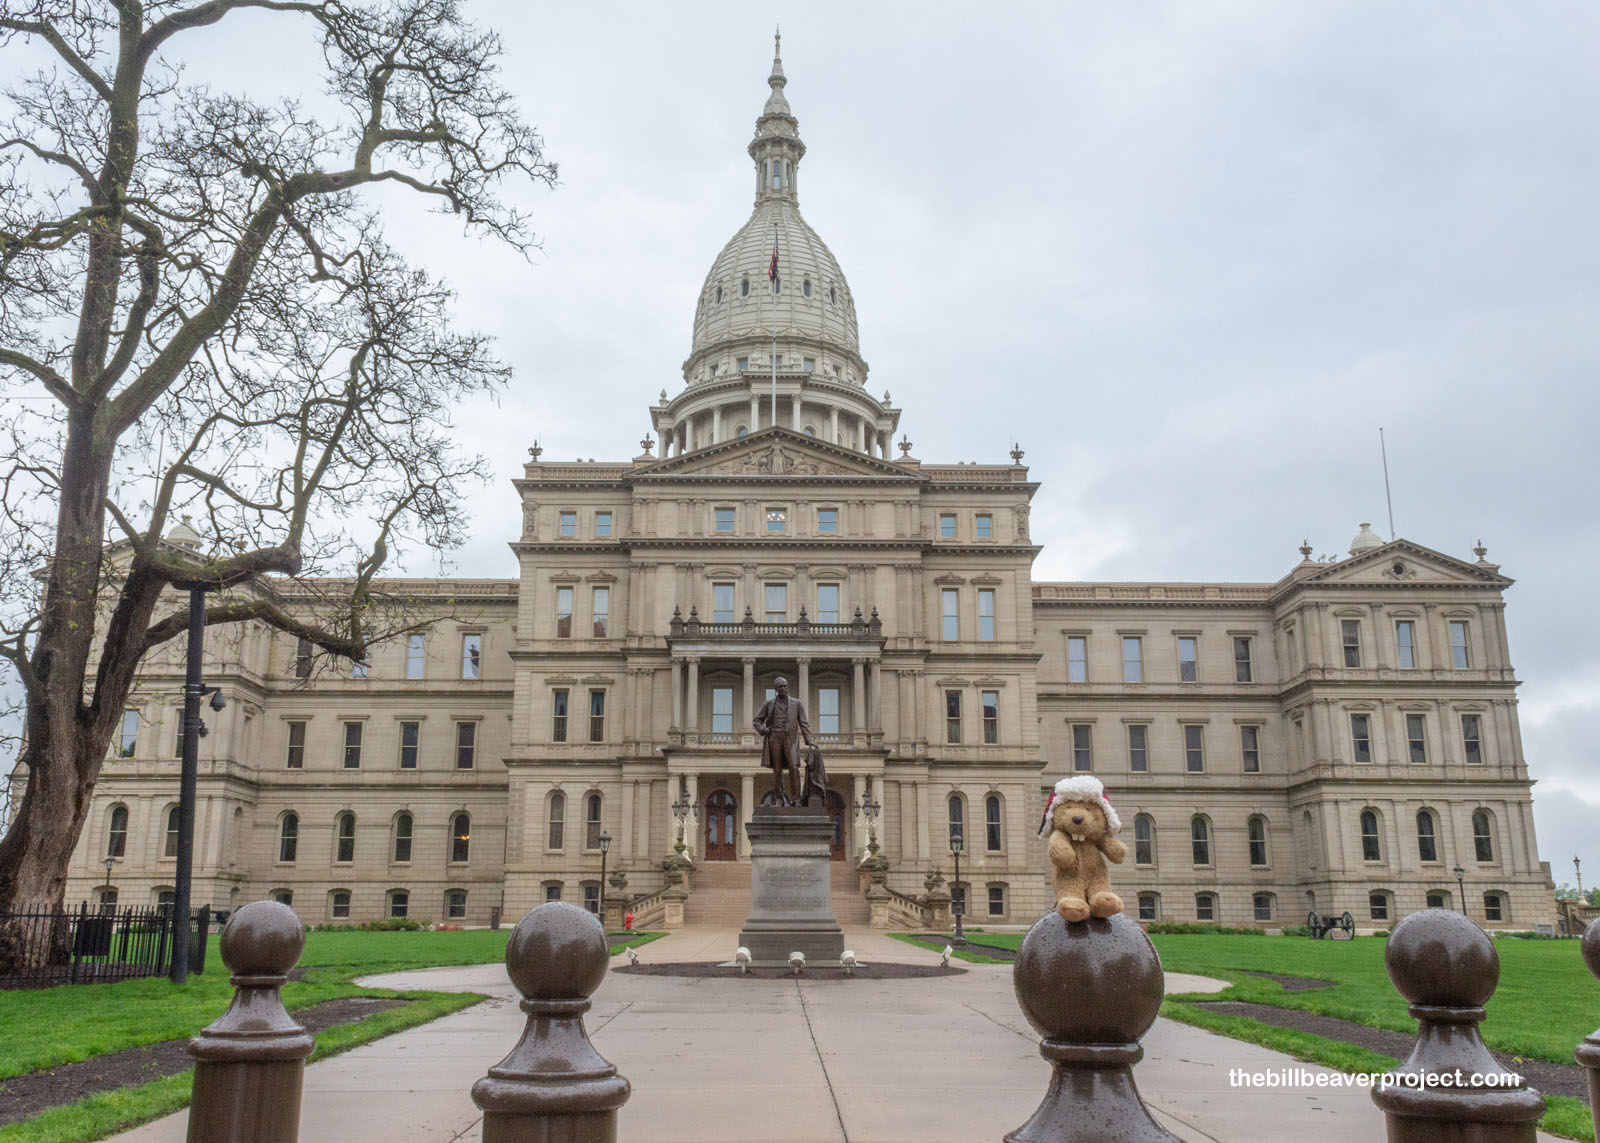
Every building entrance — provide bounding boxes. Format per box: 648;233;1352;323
705;790;737;861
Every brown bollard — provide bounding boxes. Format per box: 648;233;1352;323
1373;908;1544;1142
1005;912;1180;1142
472;901;631;1142
1575;919;1600;1139
186;900;314;1143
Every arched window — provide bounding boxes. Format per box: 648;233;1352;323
1483;891;1506;922
164;806;181;858
1416;811;1438;863
1472;810;1495;863
829;285;837;304
446;889;468;920
1190;816;1211;866
585;794;603;850
741;277;750;297
1195;892;1216;921
803;278;812;298
715;285;723;303
1369;891;1390;921
736;426;748;437
547;792;566;851
1247;816;1268;867
278;813;298;863
947;794;965;848
329;889;351;920
985;795;1002;852
336;812;356;863
393;813;413;863
388;889;409;918
106;805;129;858
1133;815;1155;865
1301;809;1318;868
1359;810;1382;861
451;813;471;863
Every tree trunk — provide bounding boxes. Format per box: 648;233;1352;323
0;735;99;971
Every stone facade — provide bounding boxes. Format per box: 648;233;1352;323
55;39;1555;933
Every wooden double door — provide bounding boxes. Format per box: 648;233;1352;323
705;788;848;860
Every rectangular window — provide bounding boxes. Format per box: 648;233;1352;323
765;506;787;533
1406;713;1427;763
406;634;425;679
737;356;748;372
447;891;468;920
1233;637;1253;683
817;584;840;624
1128;724;1148;772
982;690;999;744
1449;620;1471;668
588;689;606;742
456;721;477;769
119;710;139;757
977;589;996;641
294;637;312;679
941;588;959;641
975;513;992;539
1138;894;1157;921
939;513;957;540
1484;893;1503;922
1342;620;1362;667
399;720;420;769
1462;714;1483;764
390;891;409;919
1072;724;1093;772
712;687;734;735
1351;713;1372;763
1253;894;1273;922
555;587;573;638
591;587;610;638
986;798;1002;852
1178;636;1198;683
1237;724;1262;773
342;721;363;769
595;511;612;537
817;507;838;534
1067;636;1087;683
712;583;736;623
559;510;577;537
545;883;563;902
285;721;306;769
552;689;569;742
583;884;600;915
945;690;962;744
1122;637;1143;683
818;688;840;735
1369;893;1389;921
803;357;815;372
1395;621;1416;669
714;506;735;533
461;633;481;679
764;583;787;623
331;892;351;919
1196;895;1215;921
987;886;1004;917
1183;725;1204;772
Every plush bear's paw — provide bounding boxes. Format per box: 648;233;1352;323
1057;896;1091;923
1089;891;1124;918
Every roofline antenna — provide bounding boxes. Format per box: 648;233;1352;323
1379;427;1395;541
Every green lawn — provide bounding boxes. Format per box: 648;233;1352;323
0;926;663;1143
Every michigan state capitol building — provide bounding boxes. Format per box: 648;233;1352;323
62;40;1556;934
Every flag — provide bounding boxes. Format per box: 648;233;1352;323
768;232;779;287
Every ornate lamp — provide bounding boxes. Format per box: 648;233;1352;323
950;831;965;940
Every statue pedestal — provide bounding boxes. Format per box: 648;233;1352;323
739;806;844;966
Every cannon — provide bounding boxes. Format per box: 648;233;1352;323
1306;909;1355;939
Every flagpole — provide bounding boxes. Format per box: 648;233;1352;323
771;220;778;430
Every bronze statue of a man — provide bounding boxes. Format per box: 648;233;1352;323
753;676;813;805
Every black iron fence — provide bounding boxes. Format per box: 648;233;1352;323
0;902;211;987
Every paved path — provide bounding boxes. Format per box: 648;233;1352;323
109;926;1562;1143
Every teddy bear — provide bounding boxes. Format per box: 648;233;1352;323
1038;775;1127;922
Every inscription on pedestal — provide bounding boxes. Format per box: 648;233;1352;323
738;809;844;965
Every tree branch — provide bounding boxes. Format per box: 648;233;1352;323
0;349;77;409
0;17;114;104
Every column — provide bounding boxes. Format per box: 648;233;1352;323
678;422;688;455
742;657;755;732
620;782;635;861
670;658;683;729
869;660;882;731
749;394;759;431
712;406;721;444
797;657;810;707
792;392;802;429
852;658;867;734
685;658;700;732
857;417;867;452
830;406;839;446
917;781;931;860
739;773;755;859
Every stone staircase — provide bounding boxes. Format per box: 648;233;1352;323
681;858;871;927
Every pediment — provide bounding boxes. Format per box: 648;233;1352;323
636;427;917;480
1299;540;1511;589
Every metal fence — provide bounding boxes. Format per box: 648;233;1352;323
0;902;211;987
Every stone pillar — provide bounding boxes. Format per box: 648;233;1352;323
472;903;630;1142
711;405;721;444
742;657;756;731
619;782;634;862
186;902;314;1143
852;658;867;735
792;392;802;429
869;660;883;731
797;658;810;707
670;658;683;730
739;773;756;859
830;406;840;445
857;417;867;452
677;422;687;455
749;394;759;431
685;658;700;732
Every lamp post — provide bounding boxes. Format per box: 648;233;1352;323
950;831;965;941
598;831;612;925
670;794;692;849
170;584;227;984
854;794;881;848
1453;865;1466;915
1576;855;1584;901
102;855;116;910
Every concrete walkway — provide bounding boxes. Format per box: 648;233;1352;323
109;926;1562;1143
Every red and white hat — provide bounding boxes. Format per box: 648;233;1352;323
1037;775;1121;838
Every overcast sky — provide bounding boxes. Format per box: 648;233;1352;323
14;3;1600;890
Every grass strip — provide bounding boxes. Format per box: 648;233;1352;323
0;989;480;1143
887;932;1009;964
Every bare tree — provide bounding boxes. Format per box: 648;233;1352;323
0;0;554;953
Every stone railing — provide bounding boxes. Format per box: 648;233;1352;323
669;603;883;641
